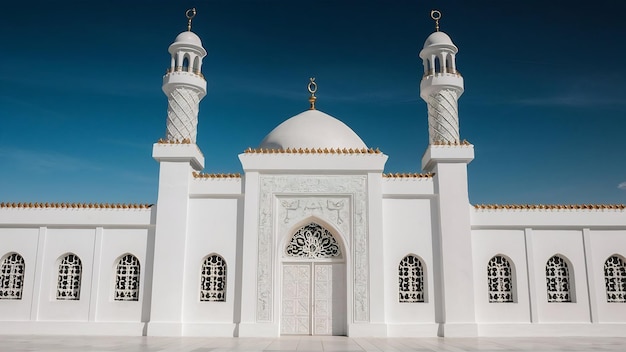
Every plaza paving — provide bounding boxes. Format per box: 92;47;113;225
1;335;626;352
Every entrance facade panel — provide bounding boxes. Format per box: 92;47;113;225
280;222;347;336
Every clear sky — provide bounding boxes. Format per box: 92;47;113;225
1;0;625;205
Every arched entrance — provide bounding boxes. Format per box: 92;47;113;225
280;222;346;335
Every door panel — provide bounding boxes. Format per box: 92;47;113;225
281;264;311;334
313;264;332;335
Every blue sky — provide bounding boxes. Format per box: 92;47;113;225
0;0;625;205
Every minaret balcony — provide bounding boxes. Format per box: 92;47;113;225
422;70;462;78
165;67;205;80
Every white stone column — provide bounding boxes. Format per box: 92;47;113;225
147;143;204;336
422;144;476;336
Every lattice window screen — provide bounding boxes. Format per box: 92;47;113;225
487;255;513;303
200;255;226;302
57;254;82;300
398;255;424;303
546;255;571;303
605;255;626;303
285;223;341;259
114;254;140;301
0;253;25;300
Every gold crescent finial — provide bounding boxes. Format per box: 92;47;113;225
308;77;317;110
186;8;197;31
431;9;441;32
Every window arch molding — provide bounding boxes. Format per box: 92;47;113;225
112;253;141;302
398;253;427;303
487;254;516;303
0;252;25;300
604;254;626;303
200;253;227;302
280;216;347;262
55;253;82;300
545;253;575;303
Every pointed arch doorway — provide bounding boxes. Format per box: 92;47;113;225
280;222;347;335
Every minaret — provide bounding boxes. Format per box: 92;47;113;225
163;8;207;143
420;11;477;337
419;10;464;144
149;9;207;336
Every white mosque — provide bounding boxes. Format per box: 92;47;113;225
0;9;625;337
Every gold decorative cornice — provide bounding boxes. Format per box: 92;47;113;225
383;173;434;178
157;138;192;144
431;139;471;146
474;204;625;211
192;172;241;179
243;147;382;154
0;202;152;209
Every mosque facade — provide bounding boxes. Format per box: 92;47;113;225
1;11;625;338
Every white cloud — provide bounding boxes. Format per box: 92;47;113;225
618;182;626;190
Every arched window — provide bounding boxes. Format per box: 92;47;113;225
605;255;626;303
285;222;341;259
56;254;82;300
487;255;513;303
398;255;425;303
182;55;190;72
546;255;571;302
200;254;226;302
114;254;140;301
0;252;25;300
434;56;441;73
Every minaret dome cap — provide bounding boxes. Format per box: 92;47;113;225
423;31;454;48
174;31;203;46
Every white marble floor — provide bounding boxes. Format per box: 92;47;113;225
1;336;626;352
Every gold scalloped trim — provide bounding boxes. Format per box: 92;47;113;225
383;173;434;178
0;202;152;209
243;147;382;154
157;138;192;144
431;140;472;146
474;204;625;211
192;172;241;179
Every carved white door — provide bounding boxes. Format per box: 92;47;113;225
281;264;311;334
281;263;340;335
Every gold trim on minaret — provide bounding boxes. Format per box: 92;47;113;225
186;8;197;31
431;9;441;32
308;77;318;110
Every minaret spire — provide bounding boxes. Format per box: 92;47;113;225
186;8;196;31
162;8;208;144
308;77;317;110
419;10;464;145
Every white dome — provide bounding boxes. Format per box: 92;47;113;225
423;31;454;48
174;31;202;46
259;110;367;149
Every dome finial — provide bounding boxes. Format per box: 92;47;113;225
430;9;442;32
186;8;197;31
308;77;318;110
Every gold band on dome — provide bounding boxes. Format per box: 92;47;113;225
186;8;197;31
308;77;317;110
431;10;441;32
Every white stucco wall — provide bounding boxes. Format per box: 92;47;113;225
382;197;437;336
183;197;241;333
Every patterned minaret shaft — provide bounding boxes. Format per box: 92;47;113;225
427;89;459;144
419;27;464;144
166;88;202;142
162;12;207;143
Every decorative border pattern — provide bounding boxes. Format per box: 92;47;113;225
474;204;625;211
257;175;369;323
0;202;152;209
